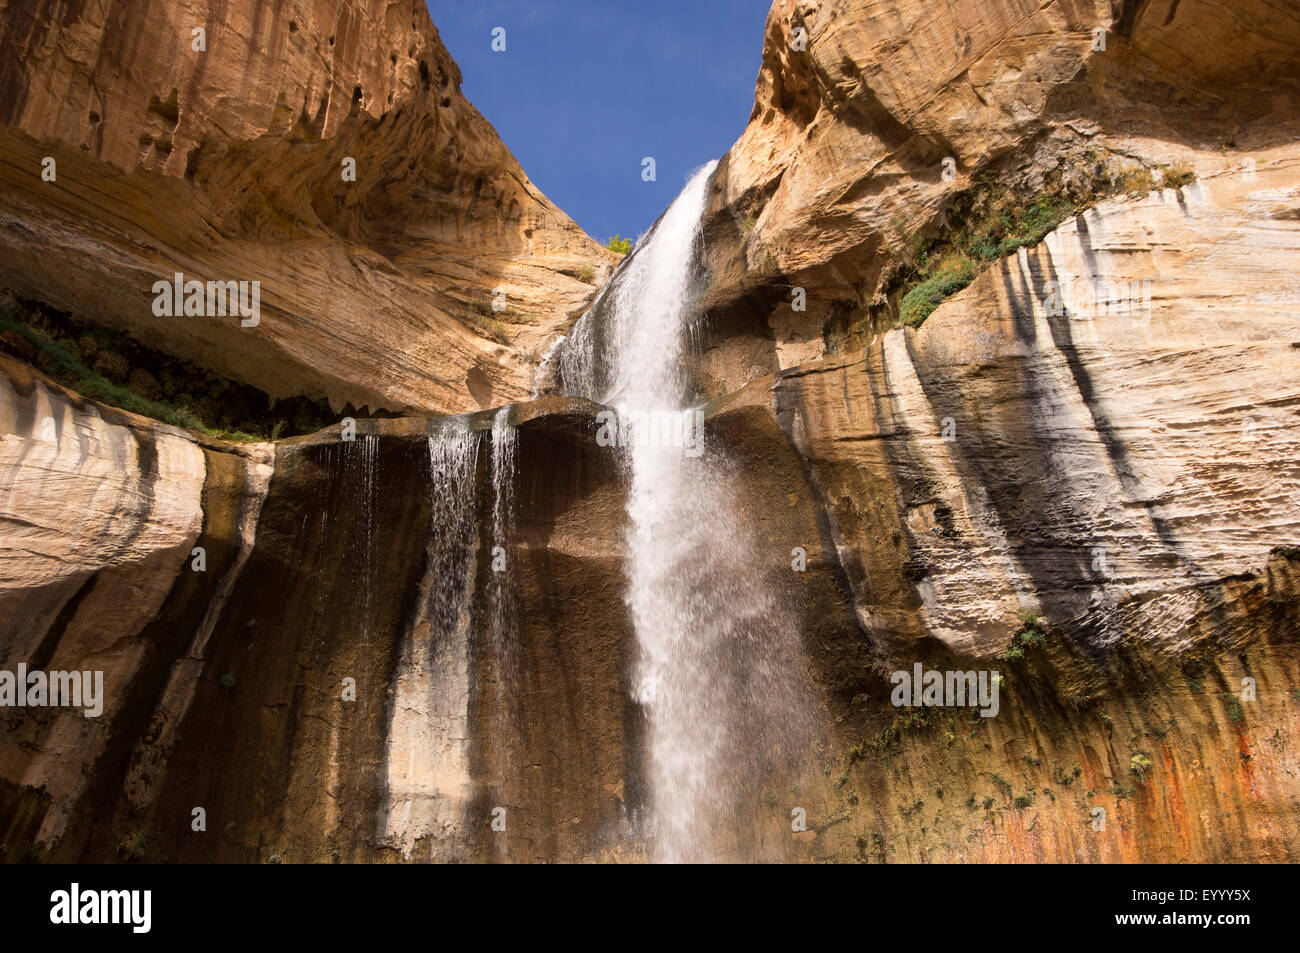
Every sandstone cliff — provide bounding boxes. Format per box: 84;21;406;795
0;0;613;416
1;0;1298;864
3;331;1295;862
696;0;1300;389
0;356;641;861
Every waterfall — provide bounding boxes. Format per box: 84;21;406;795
341;432;380;726
488;406;519;692
382;418;481;859
555;162;816;862
553;161;711;406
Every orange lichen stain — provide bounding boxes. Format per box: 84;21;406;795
1155;746;1194;860
1236;732;1259;799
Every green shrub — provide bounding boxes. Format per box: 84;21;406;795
998;610;1050;661
605;234;632;255
890;178;1099;331
898;256;977;327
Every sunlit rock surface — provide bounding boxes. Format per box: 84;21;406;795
0;0;613;415
0;0;1298;863
695;0;1300;390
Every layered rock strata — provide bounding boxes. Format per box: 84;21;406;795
0;0;613;416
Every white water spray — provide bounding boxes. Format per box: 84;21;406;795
556;162;815;861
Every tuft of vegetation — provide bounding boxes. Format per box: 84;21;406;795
1224;696;1244;723
1130;753;1153;779
466;303;511;345
118;831;149;861
219;673;236;690
1161;161;1197;189
998;609;1050;662
892;187;1081;330
605;234;632;255
899;256;977;327
1052;763;1079;787
577;265;596;284
1013;792;1035;809
884;147;1195;334
1120;166;1158;193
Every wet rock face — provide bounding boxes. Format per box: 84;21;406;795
2;347;1298;863
0;363;655;862
1;0;1299;864
728;164;1300;661
693;108;1300;859
0;0;613;416
0;354;272;856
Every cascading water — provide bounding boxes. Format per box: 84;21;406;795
340;432;380;726
488;406;519;695
382;418;481;859
553;162;816;862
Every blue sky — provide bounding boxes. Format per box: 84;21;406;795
426;0;770;245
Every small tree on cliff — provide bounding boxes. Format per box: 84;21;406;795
606;234;632;255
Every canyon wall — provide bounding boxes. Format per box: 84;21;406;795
0;0;613;416
711;172;1300;861
4;300;1295;862
695;0;1300;391
0;358;649;862
0;0;1298;863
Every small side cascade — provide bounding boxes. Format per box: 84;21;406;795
339;431;380;725
487;404;520;696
